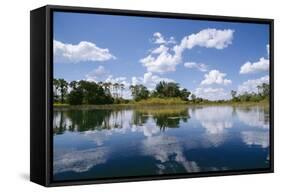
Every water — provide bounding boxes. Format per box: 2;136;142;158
53;105;270;181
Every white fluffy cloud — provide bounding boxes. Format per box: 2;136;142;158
140;45;181;74
178;28;234;50
237;75;269;95
85;65;109;82
141;29;234;74
105;75;132;99
153;32;166;44
54;40;116;63
85;67;133;99
184;62;208;72
240;44;269;74
153;32;176;44
151;44;169;54
194;87;231;101
132;72;174;90
85;67;175;98
240;57;269;74
201;70;232;85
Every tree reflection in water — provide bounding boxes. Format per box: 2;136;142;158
53;105;270;180
53;106;190;135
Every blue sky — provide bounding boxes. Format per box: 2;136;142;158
53;11;270;100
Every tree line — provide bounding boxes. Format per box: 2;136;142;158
129;81;191;101
230;83;269;102
53;78;194;105
53;78;269;105
53;79;115;105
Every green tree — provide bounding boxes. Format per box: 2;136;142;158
120;83;125;98
180;88;191;101
231;90;237;99
155;81;181;98
81;81;114;104
231;90;238;101
57;79;68;103
102;82;111;96
53;79;60;102
68;81;83;105
113;83;119;98
190;94;196;103
261;83;270;97
130;84;149;101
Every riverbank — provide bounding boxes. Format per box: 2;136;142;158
54;98;269;110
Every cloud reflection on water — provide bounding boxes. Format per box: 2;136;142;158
54;147;109;174
142;135;200;173
236;107;269;129
241;131;269;148
53;105;270;175
191;106;233;147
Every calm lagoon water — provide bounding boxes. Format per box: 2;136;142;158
53;105;270;181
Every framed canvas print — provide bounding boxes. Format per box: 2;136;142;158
30;5;274;187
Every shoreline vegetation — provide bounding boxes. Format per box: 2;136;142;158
54;98;269;110
53;78;269;110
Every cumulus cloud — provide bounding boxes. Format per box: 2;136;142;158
141;29;234;74
240;44;269;74
140;46;181;73
237;75;269;95
240;57;269;74
54;40;116;63
85;67;133;99
153;32;176;44
132;72;175;90
194;87;231;101
104;75;129;86
151;44;169;54
85;65;109;82
85;68;175;98
178;28;234;50
201;70;232;85
153;32;166;44
184;62;208;72
105;75;132;99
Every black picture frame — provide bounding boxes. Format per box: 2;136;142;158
30;4;274;187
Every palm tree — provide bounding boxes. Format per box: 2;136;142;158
98;81;103;87
57;79;68;103
191;94;196;102
108;82;113;96
257;84;263;96
231;90;237;99
53;79;60;102
113;83;119;98
120;83;125;98
103;82;111;96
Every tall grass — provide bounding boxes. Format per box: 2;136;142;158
132;97;187;105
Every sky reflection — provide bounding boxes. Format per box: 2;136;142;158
53;105;270;179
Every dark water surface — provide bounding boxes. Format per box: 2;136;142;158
53;105;270;181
